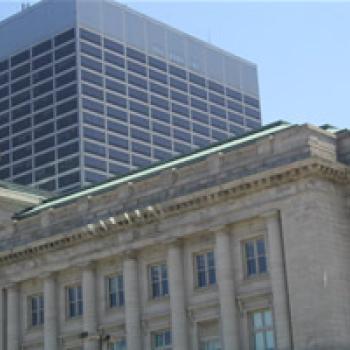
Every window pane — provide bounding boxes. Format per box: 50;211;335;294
253;312;263;329
255;332;265;350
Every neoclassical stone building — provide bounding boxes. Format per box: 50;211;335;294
0;121;350;350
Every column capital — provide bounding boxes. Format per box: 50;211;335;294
122;249;138;261
77;260;97;271
40;271;57;280
260;209;280;220
164;237;184;248
4;282;18;290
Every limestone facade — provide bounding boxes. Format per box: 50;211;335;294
0;123;350;350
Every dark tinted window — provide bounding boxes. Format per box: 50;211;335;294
0;73;8;86
0;112;9;126
56;112;78;129
11;103;30;120
170;77;187;92
84;141;105;157
149;69;167;84
171;90;188;104
189;72;205;87
105;65;125;81
32;66;53;84
190;85;206;99
132;155;151;168
82;98;104;114
226;87;242;101
58;156;79;173
109;163;129;175
128;87;147;103
81;42;102;59
127;61;146;76
0;167;10;179
0;152;9;166
84;126;105;142
11;90;30;107
246;118;261;129
227;100;243;113
11;63;30;80
32;53;52;70
81;56;102;73
58;171;80;188
153;135;171;149
108;134;128;149
245;107;260;120
105;52;125;68
191;97;207;112
32;40;52;57
169;65;186;79
228;112;244;125
172;103;189;117
35;165;55;181
107;106;127;122
104;38;124;54
34;122;54;139
109;148;129;163
244;95;260;108
13;145;32;161
33;79;54;98
150;82;168;97
151;95;168;110
11;76;30;93
83;112;104;128
33;94;53;111
151;108;170;123
34;108;54;126
0;125;9;138
85;156;107;171
0;99;9;113
129;101;149;115
55;28;75;47
55;42;75;60
14;173;33;185
106;79;126;95
211;117;227;130
209;92;225;106
55;55;76;74
132;141;151;157
212;129;227;141
85;170;106;183
58;141;79;158
57;126;78;144
82;84;103;100
128;74;147;89
148;56;167;71
55;70;76;88
210;105;226;118
82;70;103;87
38;180;56;191
56;98;77;116
107;120;128;136
126;47;146;63
154;148;172;161
191;110;209;124
106;93;126;108
80;28;101;45
13;159;32;175
131;128;150;143
11;50;30;67
193;135;210;147
193;122;209;136
174;142;191;154
173;115;190;130
35;151;55;167
208;80;224;94
0;60;9;73
34;136;55;153
130;114;149;129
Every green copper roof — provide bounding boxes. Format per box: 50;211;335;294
15;121;292;220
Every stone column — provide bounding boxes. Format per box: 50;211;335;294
82;263;98;350
123;253;142;350
263;210;291;350
7;283;19;350
167;240;188;350
43;273;58;350
215;230;240;349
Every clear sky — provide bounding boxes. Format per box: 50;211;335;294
0;0;349;129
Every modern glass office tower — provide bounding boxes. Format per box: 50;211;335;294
0;0;261;193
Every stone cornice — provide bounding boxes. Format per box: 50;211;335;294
0;157;349;265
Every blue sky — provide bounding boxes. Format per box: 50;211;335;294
0;1;349;129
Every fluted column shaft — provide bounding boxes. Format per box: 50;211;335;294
82;264;98;350
7;284;19;350
124;256;142;350
215;231;240;349
167;242;188;350
44;274;58;350
265;211;291;350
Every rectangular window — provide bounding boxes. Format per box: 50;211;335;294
109;339;127;350
67;285;83;318
199;321;221;350
149;263;168;299
250;309;275;350
152;329;172;350
107;275;124;308
30;294;44;327
195;251;216;288
244;238;268;278
200;339;221;350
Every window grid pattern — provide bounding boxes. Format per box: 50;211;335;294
245;238;268;278
251;309;275;350
152;329;172;350
0;28;80;193
195;251;216;288
67;285;83;318
109;339;127;350
78;27;261;185
149;263;168;299
30;294;44;327
108;274;124;308
200;339;222;350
